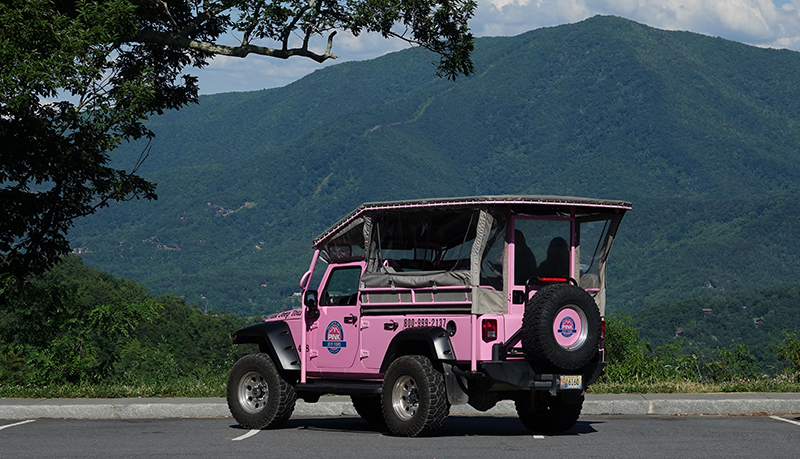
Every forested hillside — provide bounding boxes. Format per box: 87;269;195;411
0;257;250;389
2;260;797;394
69;15;800;317
633;283;800;371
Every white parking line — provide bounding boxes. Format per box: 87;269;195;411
769;416;800;427
231;429;261;441
0;420;36;431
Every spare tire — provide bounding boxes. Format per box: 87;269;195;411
521;284;601;371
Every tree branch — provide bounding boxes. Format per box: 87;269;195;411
282;5;312;51
134;29;338;62
176;1;236;37
386;30;424;47
156;0;179;30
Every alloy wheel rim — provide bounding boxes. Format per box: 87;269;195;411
238;371;268;413
391;374;419;421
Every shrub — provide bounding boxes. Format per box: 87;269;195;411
776;331;800;381
702;341;762;383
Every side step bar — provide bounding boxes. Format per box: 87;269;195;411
295;380;382;396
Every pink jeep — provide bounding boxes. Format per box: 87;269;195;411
227;195;631;436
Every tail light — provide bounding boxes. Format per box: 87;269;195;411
538;277;569;283
600;317;606;341
482;319;498;341
600;317;607;363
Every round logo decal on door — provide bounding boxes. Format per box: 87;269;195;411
322;321;347;354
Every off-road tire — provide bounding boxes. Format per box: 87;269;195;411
516;391;583;434
381;355;450;437
351;395;385;425
227;353;297;429
522;284;601;371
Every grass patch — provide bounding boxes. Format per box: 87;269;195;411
0;379;226;398
591;376;800;394
3;378;800;399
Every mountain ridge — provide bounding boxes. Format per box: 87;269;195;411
72;15;800;316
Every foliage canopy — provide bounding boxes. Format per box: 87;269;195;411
0;0;475;278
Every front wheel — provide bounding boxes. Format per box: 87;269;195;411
226;353;297;429
516;391;583;434
381;355;450;437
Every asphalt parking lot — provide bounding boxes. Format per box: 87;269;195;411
2;393;799;420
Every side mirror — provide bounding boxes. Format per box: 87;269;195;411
304;290;318;308
304;290;319;321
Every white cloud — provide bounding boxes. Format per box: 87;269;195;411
473;0;800;45
197;55;327;94
195;0;800;94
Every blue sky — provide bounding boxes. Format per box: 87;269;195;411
195;1;800;94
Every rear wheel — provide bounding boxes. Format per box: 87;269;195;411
226;353;297;429
522;284;601;371
516;391;583;434
381;355;450;437
351;395;385;425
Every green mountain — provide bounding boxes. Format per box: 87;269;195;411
70;15;800;317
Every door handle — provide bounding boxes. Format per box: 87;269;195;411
384;321;398;331
344;314;358;325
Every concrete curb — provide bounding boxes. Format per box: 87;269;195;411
0;399;227;420
2;393;800;420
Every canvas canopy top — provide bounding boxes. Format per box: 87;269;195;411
310;195;631;315
312;195;632;250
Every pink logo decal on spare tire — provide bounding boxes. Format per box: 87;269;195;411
553;309;583;348
558;317;576;337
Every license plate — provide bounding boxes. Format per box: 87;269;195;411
559;375;583;390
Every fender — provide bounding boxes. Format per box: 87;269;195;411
379;327;456;373
233;321;301;371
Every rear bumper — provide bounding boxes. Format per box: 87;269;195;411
454;358;604;393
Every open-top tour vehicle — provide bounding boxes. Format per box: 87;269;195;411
227;195;631;436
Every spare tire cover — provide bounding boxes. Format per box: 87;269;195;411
521;284;601;371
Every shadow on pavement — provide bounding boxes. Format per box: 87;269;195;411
230;416;602;437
